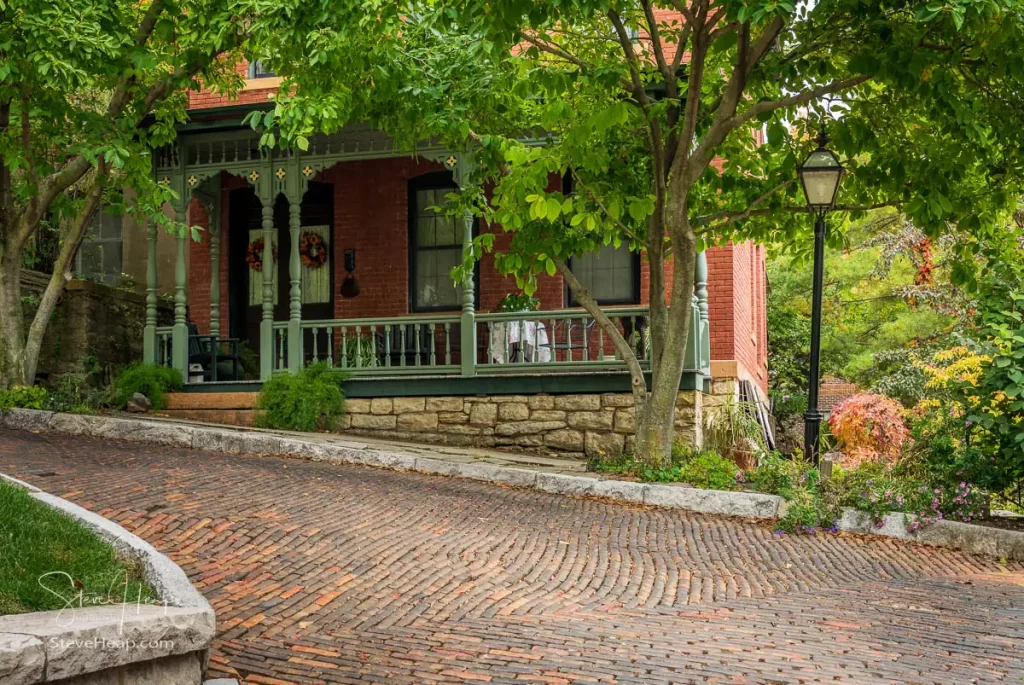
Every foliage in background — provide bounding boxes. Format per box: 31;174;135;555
767;214;955;399
0;0;258;389
257;362;346;432
111;363;182;411
0;479;155;615
827;392;909;469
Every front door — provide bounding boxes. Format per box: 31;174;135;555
227;182;335;367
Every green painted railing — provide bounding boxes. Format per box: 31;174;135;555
155;326;174;368
475;307;651;374
273;315;463;376
277;302;709;380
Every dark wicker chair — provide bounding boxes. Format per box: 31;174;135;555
186;322;242;382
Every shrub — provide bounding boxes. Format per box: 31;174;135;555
827;392;908;469
44;373;98;413
588;444;739;491
748;450;817;498
112;363;183;410
665;445;740;490
0;385;48;410
257;362;346;432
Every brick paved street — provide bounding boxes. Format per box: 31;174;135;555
2;428;1023;684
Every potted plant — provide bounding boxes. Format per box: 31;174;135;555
496;291;540;313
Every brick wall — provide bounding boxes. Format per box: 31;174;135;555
705;242;768;393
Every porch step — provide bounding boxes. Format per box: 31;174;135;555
164;392;259;411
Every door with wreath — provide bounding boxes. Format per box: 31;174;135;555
228;182;335;367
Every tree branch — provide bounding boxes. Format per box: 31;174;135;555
556;259;648;403
693;179;795;227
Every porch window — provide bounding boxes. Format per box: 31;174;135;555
409;174;466;311
75;209;123;285
247;60;275;79
568;244;641;305
561;173;640;305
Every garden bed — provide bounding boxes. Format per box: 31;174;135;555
0;479;155;616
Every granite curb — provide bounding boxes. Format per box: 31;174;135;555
0;408;783;521
0;464;215;684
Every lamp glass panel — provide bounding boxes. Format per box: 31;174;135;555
800;168;842;207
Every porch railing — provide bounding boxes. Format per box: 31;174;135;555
475;307;651;374
155;326;174;368
271;302;710;380
272;315;463;376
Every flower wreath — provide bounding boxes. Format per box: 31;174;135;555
245;238;278;272
299;231;328;269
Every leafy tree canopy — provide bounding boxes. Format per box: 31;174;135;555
245;0;1024;464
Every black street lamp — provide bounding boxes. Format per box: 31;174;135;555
798;131;845;465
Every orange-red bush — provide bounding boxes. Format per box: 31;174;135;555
827;392;908;469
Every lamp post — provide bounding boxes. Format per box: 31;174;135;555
798;131;845;465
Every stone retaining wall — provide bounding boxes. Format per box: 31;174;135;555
341;391;703;459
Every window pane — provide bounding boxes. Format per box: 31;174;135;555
573;244;635;302
417;216;436;247
415;248;460;308
435;215;456;247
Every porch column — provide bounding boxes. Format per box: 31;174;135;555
171;201;189;381
209;193;222;338
286;196;302;372
143;221;158;364
696;250;711;382
453;153;476;377
259;198;275;380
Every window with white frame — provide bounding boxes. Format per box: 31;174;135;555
410;176;465;311
75;209;123;285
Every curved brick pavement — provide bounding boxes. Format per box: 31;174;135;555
2;428;1023;684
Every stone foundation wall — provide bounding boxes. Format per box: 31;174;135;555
342;391;703;460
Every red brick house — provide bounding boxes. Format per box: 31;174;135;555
124;59;769;456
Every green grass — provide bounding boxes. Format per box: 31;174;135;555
0;479;156;615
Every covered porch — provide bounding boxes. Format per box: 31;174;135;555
144;123;712;390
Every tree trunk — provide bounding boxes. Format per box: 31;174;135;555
0;244;30;387
21;176;105;384
633;186;699;468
